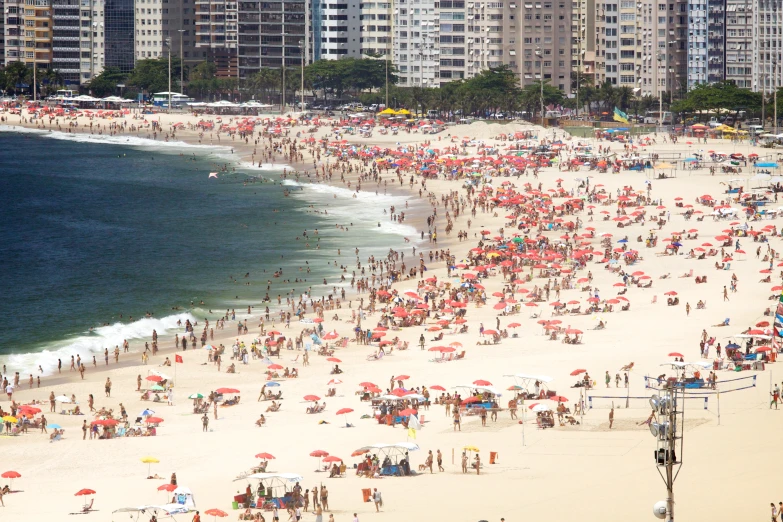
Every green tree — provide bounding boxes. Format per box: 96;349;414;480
1;61;29;95
84;67;128;97
127;57;181;96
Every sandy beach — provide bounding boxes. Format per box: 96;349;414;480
2;107;783;522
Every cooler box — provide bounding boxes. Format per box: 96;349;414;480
232;501;239;510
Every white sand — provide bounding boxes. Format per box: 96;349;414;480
2;108;782;521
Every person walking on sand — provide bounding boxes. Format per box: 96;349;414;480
437;449;444;472
723;286;729;301
372;488;383;512
685;302;691;316
771;385;780;410
609;405;615;429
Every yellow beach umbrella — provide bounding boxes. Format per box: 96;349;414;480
378;108;396;115
141;456;160;477
396;109;411;115
2;416;17;424
462;445;480;453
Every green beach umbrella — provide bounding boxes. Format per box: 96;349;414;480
188;393;204;399
150;385;165;392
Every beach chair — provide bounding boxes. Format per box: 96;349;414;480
454;351;466;360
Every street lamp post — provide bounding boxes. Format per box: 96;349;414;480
178;29;185;90
166;37;172;112
535;47;544;127
281;32;287;114
299;40;305;111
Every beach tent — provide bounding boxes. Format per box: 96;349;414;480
233;473;304;496
454;384;503;397
504;373;553;393
235;472;303;484
377;393;426;401
171;486;196;509
112;504;189;521
354;442;419;458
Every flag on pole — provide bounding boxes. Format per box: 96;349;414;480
613;107;629;124
175;354;183;363
408;414;422;430
774;289;783;349
407;428;417;439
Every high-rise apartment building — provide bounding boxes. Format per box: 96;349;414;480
313;0;361;60
105;0;134;72
52;0;104;85
725;0;752;87
752;0;782;95
135;0;163;60
194;0;237;77
359;0;391;59
686;0;707;88
638;0;686;99
9;0;56;76
237;0;308;79
392;0;438;86
595;0;642;89
572;0;596;89
520;0;573;92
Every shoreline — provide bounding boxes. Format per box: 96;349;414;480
0;116;457;380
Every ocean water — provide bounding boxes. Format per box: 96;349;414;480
0;129;419;374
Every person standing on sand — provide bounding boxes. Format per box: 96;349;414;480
771;385;779;410
605;371;611;388
49;392;55;412
461;452;468;473
373;488;383;512
609;405;615;429
82;420;87;440
315;505;323;522
105;378;112;397
40;414;47;434
213;402;218;420
320;485;328;511
453;407;461;431
425;450;434;473
202;413;209;432
723;286;729;301
137;375;142;391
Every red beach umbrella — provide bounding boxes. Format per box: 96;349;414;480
255;453;276;460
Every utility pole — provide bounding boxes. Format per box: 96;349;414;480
774;60;778;134
281;31;287;114
385;55;389;108
650;383;684;522
762;70;766;128
167;38;172;111
299;40;305;111
178;29;185;91
576;0;581;119
536;47;544;127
